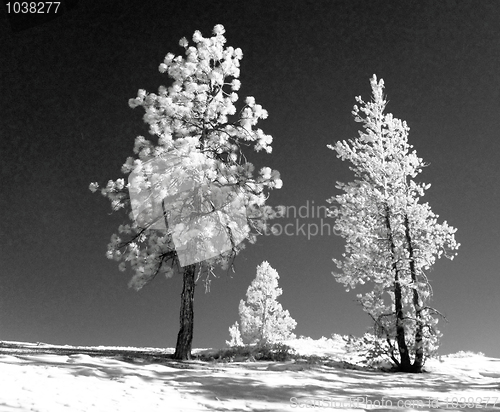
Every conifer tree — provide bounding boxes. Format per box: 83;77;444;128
328;75;459;372
227;261;296;346
90;25;281;360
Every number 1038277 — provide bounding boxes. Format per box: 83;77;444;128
5;2;61;13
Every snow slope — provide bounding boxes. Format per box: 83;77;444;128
0;338;499;411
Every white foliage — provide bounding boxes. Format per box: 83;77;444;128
227;261;297;346
90;25;281;290
328;75;460;365
226;322;244;347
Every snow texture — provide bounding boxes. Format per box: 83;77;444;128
1;338;499;411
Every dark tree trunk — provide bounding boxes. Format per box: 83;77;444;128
393;268;412;372
173;264;196;360
404;214;424;373
384;206;412;372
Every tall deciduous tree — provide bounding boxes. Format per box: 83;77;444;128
328;75;459;372
90;25;281;360
227;261;296;346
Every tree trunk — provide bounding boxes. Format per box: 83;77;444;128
404;214;424;373
173;264;196;360
393;268;412;372
384;206;412;372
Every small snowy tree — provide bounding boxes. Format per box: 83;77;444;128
90;25;281;360
328;75;459;372
227;261;296;346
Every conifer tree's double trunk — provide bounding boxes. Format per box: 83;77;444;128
404;214;424;373
384;206;425;373
173;264;196;360
384;206;412;371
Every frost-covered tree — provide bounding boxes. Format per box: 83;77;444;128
90;25;281;360
227;261;296;346
328;75;459;372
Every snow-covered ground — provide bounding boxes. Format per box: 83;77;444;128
0;338;499;411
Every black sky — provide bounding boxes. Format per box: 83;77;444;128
1;0;500;356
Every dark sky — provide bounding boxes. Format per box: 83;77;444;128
1;0;500;357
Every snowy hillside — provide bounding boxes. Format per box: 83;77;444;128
0;338;499;411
